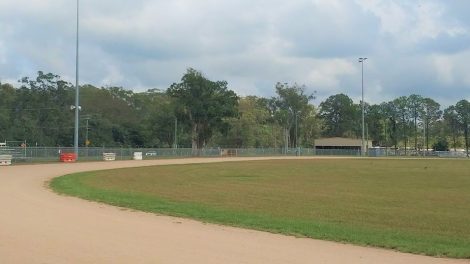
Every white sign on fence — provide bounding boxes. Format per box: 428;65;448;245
0;155;13;166
133;152;143;160
102;153;116;161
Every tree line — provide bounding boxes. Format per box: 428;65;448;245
0;69;469;154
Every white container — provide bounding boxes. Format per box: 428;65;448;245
0;155;12;166
102;153;116;161
133;152;143;160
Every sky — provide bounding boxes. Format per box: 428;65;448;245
0;0;469;106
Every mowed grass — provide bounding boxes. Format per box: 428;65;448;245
50;159;470;258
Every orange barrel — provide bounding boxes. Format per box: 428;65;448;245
60;153;77;162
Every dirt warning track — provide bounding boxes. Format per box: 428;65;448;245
0;157;468;264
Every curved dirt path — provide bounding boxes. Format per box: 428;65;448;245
0;157;468;264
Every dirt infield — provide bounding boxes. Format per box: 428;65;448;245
0;157;468;264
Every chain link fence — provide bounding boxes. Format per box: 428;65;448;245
0;146;468;164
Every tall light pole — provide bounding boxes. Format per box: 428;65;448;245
358;58;367;156
74;0;80;157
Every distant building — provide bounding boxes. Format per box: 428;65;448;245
314;137;372;153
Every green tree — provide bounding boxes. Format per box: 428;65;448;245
455;100;470;157
443;105;460;151
134;89;182;148
393;96;410;154
407;94;424;151
299;104;321;147
270;83;315;149
13;71;75;146
365;104;385;146
382;101;399;150
214;96;275;148
167;68;238;154
80;85;141;147
422;98;441;151
0;83;16;141
433;138;449;151
319;93;358;138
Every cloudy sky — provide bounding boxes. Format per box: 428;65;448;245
0;0;469;106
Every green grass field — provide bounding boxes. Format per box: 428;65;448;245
50;159;470;258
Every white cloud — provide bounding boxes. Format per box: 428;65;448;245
357;0;467;44
0;0;470;106
307;59;356;89
428;49;470;89
0;41;6;64
432;55;454;85
101;66;124;87
357;0;408;35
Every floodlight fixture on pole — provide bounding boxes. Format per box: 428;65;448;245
358;57;367;156
74;0;80;157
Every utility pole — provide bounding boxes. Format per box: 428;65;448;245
285;128;288;155
384;119;388;156
174;117;178;149
366;124;369;150
85;117;90;145
85;117;90;157
74;0;80;157
423;120;426;157
295;112;298;149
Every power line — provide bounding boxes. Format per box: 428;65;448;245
0;107;63;111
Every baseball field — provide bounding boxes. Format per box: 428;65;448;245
50;158;470;258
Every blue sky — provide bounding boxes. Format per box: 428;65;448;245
0;0;469;106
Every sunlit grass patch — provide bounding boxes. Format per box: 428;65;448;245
50;159;470;258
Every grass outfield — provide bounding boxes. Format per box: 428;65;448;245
50;159;470;258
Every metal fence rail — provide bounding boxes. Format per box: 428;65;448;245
0;146;468;164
